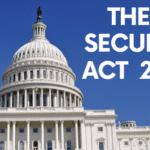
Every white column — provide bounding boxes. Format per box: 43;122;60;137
41;88;43;107
55;121;59;149
57;90;59;107
7;121;10;150
77;97;79;107
106;123;112;150
33;88;35;107
118;139;122;150
75;120;79;150
61;94;63;107
25;89;27;108
69;93;72;107
80;99;82;107
27;121;30;150
17;90;19;108
10;92;12;108
146;138;150;150
63;91;66;107
49;89;51;107
80;120;84;149
27;69;30;80
16;73;18;82
61;121;64;149
12;121;16;150
74;95;76;107
111;123;117;150
129;138;133;150
41;121;44;150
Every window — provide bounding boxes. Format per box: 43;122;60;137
50;71;52;79
43;70;46;79
139;141;142;145
67;141;71;150
28;51;30;55
98;127;103;131
61;73;63;82
18;73;21;81
29;94;32;107
30;71;33;79
33;141;38;148
19;128;24;133
22;95;24;107
32;50;34;54
0;129;5;133
13;74;15;82
23;52;25;55
19;53;21;57
99;142;104;150
47;141;52;150
47;128;52;133
124;141;129;145
43;94;47;106
66;128;71;132
36;94;40;106
0;142;4;150
37;70;40;78
24;71;27;80
56;72;58;81
33;128;38;133
20;141;24;150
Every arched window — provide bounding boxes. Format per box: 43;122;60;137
37;70;40;78
50;71;52;79
13;74;15;82
33;141;38;147
43;94;47;106
33;141;38;150
36;94;40;106
9;76;11;83
61;73;63;82
43;70;46;79
30;71;33;79
18;73;21;81
47;141;52;150
56;72;58;81
0;141;4;150
67;141;71;150
20;141;24;150
24;71;27;80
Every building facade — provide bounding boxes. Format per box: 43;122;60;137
0;8;150;150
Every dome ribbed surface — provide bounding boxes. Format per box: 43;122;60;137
11;39;68;66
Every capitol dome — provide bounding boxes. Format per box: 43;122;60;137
11;26;68;66
0;7;83;112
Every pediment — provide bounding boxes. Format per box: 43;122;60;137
96;137;105;141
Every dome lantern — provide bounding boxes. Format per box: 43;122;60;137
32;7;47;40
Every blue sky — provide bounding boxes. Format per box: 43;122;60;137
0;0;150;126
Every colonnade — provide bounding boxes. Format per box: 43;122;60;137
5;120;84;150
0;88;82;108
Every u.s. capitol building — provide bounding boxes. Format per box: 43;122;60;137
0;7;149;150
